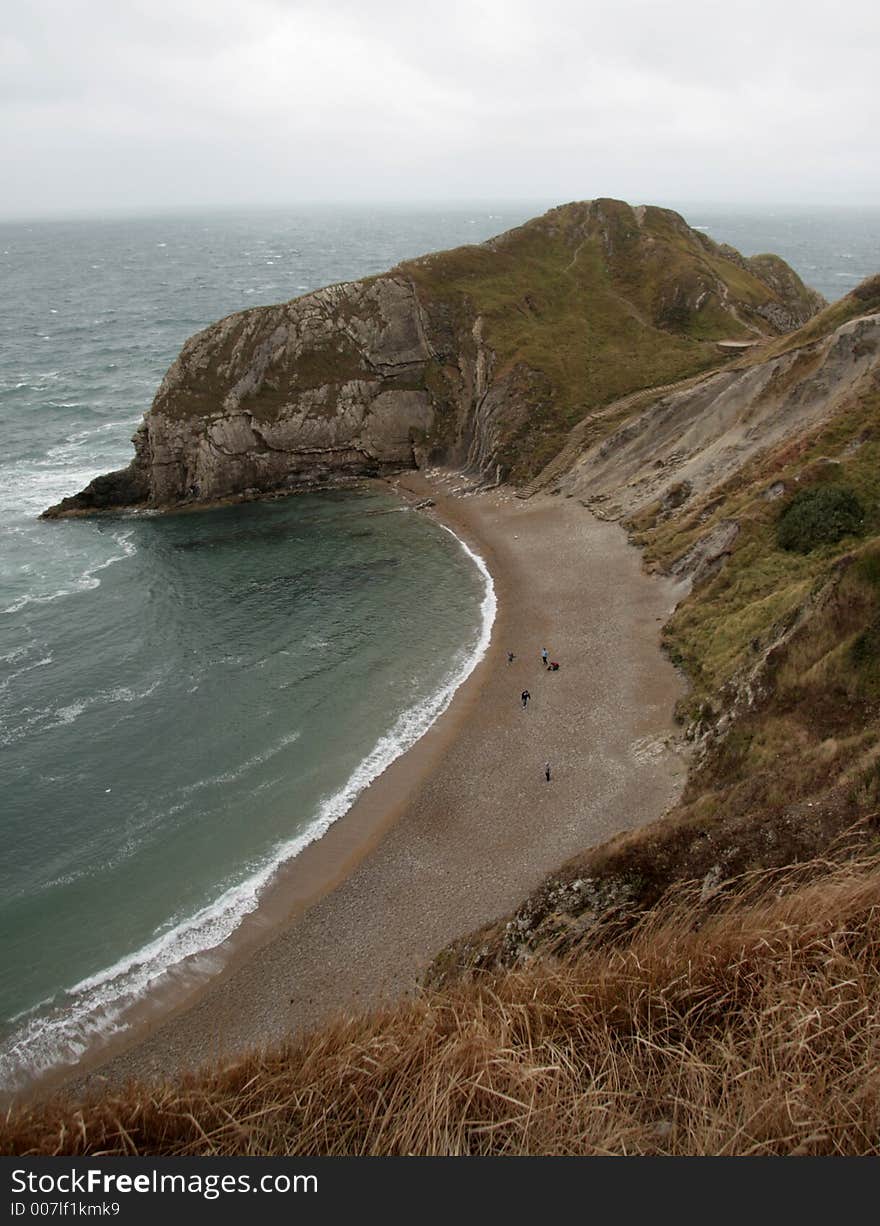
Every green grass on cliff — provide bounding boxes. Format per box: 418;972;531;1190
638;384;880;696
402;200;819;481
624;372;880;839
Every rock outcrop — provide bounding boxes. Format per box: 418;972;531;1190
43;199;826;518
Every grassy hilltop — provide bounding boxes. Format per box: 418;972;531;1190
403;198;824;479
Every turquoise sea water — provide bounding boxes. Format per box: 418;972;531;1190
0;203;877;1091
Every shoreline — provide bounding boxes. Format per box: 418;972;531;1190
9;471;689;1106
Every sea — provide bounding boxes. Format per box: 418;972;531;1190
0;201;877;1093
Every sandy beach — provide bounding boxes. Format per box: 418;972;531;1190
38;472;688;1100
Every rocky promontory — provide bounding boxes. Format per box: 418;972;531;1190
43;199;825;517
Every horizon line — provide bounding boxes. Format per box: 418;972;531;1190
2;197;880;226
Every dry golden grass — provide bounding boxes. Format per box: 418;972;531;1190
6;848;880;1157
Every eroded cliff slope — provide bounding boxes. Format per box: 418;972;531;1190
539;292;880;524
431;275;880;983
43;199;823;517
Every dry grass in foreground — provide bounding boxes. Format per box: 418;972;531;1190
5;849;880;1156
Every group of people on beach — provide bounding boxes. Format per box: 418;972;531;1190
509;647;560;672
509;646;559;782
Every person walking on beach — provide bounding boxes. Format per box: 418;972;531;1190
541;647;549;666
521;689;531;708
544;761;551;782
507;651;515;665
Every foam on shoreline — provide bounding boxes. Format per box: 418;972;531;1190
0;519;496;1097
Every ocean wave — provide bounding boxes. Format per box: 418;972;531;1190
0;412;136;523
0;643;33;666
2;579;101;618
0;652;53;693
42;417;138;462
53;676;162;726
0;672;161;747
181;730;302;795
0;465;111;521
0;370;62;394
2;529;136;616
0;522;496;1093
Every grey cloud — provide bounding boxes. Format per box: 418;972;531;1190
1;0;878;217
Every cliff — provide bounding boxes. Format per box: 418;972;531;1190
42;199;824;518
532;291;880;523
430;275;880;983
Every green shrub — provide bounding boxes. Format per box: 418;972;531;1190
777;485;865;553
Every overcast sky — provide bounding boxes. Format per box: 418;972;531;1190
2;0;878;218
